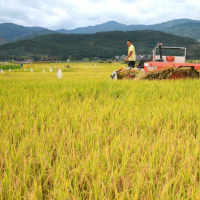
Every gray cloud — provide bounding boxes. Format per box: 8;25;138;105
0;0;199;30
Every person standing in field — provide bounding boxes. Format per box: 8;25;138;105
125;40;136;68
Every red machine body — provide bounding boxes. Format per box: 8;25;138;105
144;44;200;72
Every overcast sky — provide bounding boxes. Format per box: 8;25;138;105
0;0;199;30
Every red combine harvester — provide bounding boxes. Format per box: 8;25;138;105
143;43;200;71
111;43;200;80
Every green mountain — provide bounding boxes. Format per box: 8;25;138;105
161;21;200;41
0;30;197;61
0;23;53;44
56;19;200;41
148;19;196;30
56;19;197;33
0;23;49;40
0;37;7;45
56;21;128;34
10;30;54;42
0;19;200;44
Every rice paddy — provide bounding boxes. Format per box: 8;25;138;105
1;62;200;199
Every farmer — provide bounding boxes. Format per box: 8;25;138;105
125;40;136;68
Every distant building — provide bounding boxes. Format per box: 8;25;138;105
136;55;141;59
136;54;151;59
120;55;127;59
41;56;49;61
26;59;34;63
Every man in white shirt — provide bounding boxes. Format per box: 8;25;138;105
125;40;136;68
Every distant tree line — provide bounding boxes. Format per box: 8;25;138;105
0;30;198;61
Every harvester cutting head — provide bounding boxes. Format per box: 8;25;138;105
111;68;142;80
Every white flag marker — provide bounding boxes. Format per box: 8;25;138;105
57;69;62;78
43;68;45;74
49;68;53;72
31;68;33;73
1;69;5;74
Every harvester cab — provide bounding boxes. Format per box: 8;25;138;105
153;43;186;63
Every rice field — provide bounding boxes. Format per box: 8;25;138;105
1;62;200;199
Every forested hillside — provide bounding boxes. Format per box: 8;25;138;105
0;30;198;61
